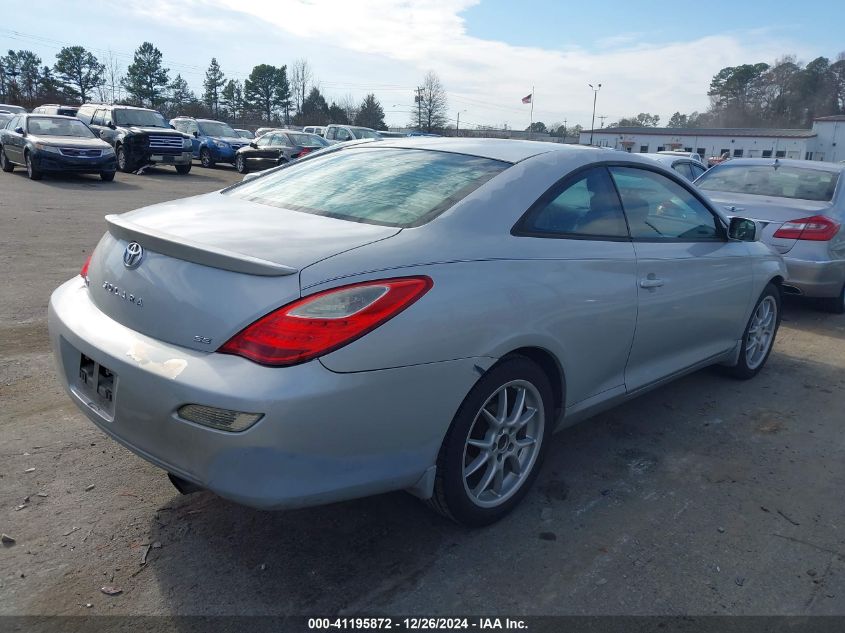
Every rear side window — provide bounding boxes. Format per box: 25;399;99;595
226;147;508;227
672;162;694;180
697;164;840;202
609;167;722;241
517;167;628;239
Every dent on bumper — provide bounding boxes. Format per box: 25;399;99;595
48;278;492;509
783;257;845;297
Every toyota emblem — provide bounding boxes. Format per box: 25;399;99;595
123;242;144;269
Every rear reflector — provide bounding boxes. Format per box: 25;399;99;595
772;215;840;241
219;276;433;366
80;253;92;284
177;404;263;432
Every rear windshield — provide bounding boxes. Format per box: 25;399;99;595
225;147;508;227
288;132;329;147
697;164;840;202
27;117;94;138
351;127;381;139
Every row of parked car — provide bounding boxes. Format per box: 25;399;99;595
0;100;404;180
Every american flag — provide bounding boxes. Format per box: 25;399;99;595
521;94;532;104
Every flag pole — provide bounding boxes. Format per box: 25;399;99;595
529;86;534;140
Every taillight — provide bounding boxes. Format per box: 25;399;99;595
219;276;433;366
80;253;92;283
296;148;312;158
773;215;840;241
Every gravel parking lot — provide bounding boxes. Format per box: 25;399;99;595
1;164;844;618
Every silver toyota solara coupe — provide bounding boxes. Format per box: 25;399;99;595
48;138;786;526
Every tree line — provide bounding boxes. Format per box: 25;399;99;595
0;43;394;130
602;52;845;130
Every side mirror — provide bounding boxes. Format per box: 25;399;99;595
193;131;198;138
106;121;116;129
14;126;25;135
249;142;257;148
728;217;757;241
169;124;176;130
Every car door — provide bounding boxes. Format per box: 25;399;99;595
90;109;112;144
3;115;22;163
250;133;276;167
184;121;200;157
513;166;638;407
608;165;753;392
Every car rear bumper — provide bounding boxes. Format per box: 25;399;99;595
782;256;845;298
48;278;490;509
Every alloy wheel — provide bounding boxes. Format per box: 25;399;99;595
745;296;777;370
462;380;544;508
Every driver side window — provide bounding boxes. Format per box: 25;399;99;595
609;166;722;241
256;134;272;147
336;128;351;141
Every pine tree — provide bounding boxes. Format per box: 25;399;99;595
122;42;169;108
203;58;225;117
354;93;386;130
54;46;104;103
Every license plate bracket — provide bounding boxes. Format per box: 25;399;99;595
75;353;117;419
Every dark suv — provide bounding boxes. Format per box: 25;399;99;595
77;104;193;174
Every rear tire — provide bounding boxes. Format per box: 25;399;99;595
0;147;13;172
821;283;845;314
100;171;115;182
427;356;554;527
25;152;42;180
200;148;215;168
235;154;248;174
175;163;192;175
723;283;781;379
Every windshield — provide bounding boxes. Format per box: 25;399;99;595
114;109;168;128
697;164;840;202
27;117;95;138
351;128;382;139
236;129;254;139
199;121;238;137
288;132;329;147
226;147;508;227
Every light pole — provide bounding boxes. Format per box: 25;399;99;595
456;109;467;137
588;83;602;145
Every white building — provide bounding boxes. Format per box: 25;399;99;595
579;115;845;163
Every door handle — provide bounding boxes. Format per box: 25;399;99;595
639;277;665;289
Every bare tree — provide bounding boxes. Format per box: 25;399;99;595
96;49;123;103
412;70;448;132
290;58;312;115
338;93;359;123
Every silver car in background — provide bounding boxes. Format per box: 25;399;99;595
696;159;845;313
640;153;708;181
48;139;785;526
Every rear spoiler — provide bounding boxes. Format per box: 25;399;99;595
105;214;298;277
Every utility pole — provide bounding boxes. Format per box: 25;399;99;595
415;87;423;131
589;83;602;145
562;118;567;142
456;111;460;137
598;115;607;128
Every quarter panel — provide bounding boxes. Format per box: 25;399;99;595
318;242;638;408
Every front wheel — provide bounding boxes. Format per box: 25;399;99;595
116;145;133;173
427;356;554;526
200;148;215;168
723;283;781;379
175;163;192;175
235;154;248;174
0;147;13;172
100;171;115;182
25;152;42;180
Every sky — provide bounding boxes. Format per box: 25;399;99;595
3;0;843;130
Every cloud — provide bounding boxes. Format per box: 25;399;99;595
134;0;816;128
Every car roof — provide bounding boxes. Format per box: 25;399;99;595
639;153;696;165
710;158;845;173
365;137;605;163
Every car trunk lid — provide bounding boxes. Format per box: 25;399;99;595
87;192;400;352
704;190;836;253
